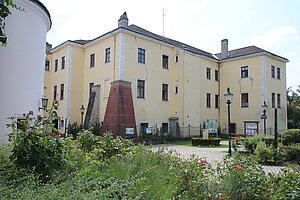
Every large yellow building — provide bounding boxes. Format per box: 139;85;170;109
44;12;288;137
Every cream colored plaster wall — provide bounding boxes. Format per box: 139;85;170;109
182;53;219;127
82;36;116;123
265;56;287;133
46;47;68;118
69;46;84;123
220;55;287;134
120;32;181;128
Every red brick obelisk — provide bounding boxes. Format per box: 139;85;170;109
102;80;136;138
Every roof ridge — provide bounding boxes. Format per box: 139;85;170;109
128;24;216;59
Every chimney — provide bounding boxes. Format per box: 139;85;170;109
46;42;52;54
221;39;228;59
118;12;128;28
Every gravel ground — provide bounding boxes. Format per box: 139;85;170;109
150;143;285;174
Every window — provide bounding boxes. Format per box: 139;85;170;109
138;48;145;63
90;53;95;68
105;48;111;63
162;84;168;101
215;70;219;81
277;93;281;108
175;55;179;63
206;93;211;108
61;56;65;70
277;67;281;79
137;80;145;98
53;85;57;100
45;60;50;71
162;55;169;69
206;68;211;79
215;94;219;108
241;93;249;107
162;123;168;133
60;84;64;100
89;82;94;95
175;86;179;94
54;59;58;72
272;93;275;108
241;66;248;78
140;123;149;134
271;66;275;78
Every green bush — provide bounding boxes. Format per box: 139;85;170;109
6;105;69;181
254;141;274;163
241;135;274;153
268;165;300;200
282;129;300;146
77;129;98;152
89;132;135;161
217;155;269;200
281;144;300;164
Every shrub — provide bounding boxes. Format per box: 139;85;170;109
6;104;69;181
217;155;269;200
268;165;300;200
254;141;274;163
89;132;135;161
67;122;85;140
282;129;300;146
241;135;274;153
77;129;98;152
281;144;300;164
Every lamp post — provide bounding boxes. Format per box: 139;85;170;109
274;107;278;163
39;96;48;111
261;101;268;135
80;105;85;125
224;87;233;156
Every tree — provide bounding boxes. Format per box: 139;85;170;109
287;86;300;129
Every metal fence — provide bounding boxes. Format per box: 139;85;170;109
70;122;287;140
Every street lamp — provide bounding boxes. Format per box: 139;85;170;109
224;87;233;156
261;101;268;135
39;96;49;111
80;105;85;125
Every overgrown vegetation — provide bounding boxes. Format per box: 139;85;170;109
1;107;300;199
287;86;300;129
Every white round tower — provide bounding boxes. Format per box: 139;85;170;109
0;0;51;142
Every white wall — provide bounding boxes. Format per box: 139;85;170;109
0;0;51;142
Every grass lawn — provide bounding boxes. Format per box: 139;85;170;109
167;140;229;148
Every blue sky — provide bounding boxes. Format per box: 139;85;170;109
42;0;300;90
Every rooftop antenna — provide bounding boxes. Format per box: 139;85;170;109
163;8;166;36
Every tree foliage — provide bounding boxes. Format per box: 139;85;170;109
287;86;300;129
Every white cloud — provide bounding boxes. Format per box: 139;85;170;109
247;26;300;49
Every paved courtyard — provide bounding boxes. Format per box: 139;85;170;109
151;142;285;174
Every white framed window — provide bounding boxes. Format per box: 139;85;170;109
162;54;169;69
105;47;111;63
241;93;249;107
174;86;179;94
137;79;146;98
175;55;179;63
90;53;95;68
162;83;169;101
138;48;146;63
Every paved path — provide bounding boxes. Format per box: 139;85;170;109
150;143;285;174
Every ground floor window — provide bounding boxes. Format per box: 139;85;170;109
162;123;168;133
140;123;149;134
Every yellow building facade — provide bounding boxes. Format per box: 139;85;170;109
44;12;288;136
